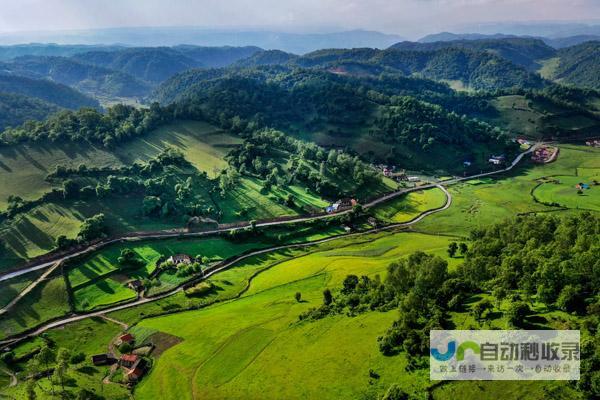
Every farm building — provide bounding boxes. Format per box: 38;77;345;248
120;354;139;368
128;280;144;292
91;354;115;366
168;254;193;265
116;333;135;346
126;359;149;382
488;155;505;165
407;176;420;182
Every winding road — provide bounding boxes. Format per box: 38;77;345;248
0;143;539;346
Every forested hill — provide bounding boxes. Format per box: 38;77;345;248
551;41;600;90
232;47;545;91
389;38;556;70
71;46;264;84
0;56;151;98
152;67;516;172
0;74;99;109
0;92;59;130
71;48;202;84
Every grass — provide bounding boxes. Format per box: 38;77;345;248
487;95;599;138
417;144;600;236
372;187;446;223
133;231;459;400
533;169;600;211
113;120;242;178
0;269;43;308
0;274;70;340
0;141;123;209
69;236;273;311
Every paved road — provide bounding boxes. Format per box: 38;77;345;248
0;144;539;346
0;143;539;284
0;185;451;347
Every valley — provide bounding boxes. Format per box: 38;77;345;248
0;27;598;400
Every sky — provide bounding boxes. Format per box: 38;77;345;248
0;0;599;38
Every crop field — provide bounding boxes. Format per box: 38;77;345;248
533;168;600;211
134;231;460;400
417;144;600;236
0;274;70;339
113;120;243;178
372;187;446;223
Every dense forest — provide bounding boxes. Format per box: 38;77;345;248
390;37;556;70
0;92;60;130
0;74;99;109
552;41;600;90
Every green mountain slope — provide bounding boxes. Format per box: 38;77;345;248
0;92;59;129
0;74;99;109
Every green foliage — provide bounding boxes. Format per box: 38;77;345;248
77;213;107;242
0;92;59;130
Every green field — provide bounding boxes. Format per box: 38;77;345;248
372;187;446;223
533;169;600;211
0;141;123;208
0;274;70;339
487;95;599;138
113;120;243;178
69;236;274;311
134;231;460;400
0;269;43;308
417;145;600;236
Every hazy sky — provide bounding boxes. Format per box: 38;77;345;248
0;0;599;37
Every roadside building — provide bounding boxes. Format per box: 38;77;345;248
168;254;192;265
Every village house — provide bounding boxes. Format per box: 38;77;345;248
126;358;149;382
91;354;115;366
116;333;135;347
585;139;600;148
407;176;420;182
120;354;139;368
168;254;193;265
128;280;144;292
488;155;505;165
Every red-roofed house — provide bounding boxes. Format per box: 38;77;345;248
120;354;138;368
116;333;135;346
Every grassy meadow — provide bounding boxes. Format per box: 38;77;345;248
417;144;600;236
372;187;447;223
134;231;460;400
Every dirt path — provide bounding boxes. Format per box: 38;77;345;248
0;368;17;387
0;261;62;316
99;314;129;330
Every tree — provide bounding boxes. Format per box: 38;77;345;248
506;301;530;328
342;275;359;294
471;299;493;324
35;343;55;393
447;242;458;258
323;289;333;305
295;292;302;302
53;348;70;391
25;379;37;400
459;242;468;255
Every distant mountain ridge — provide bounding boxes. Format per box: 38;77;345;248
0;28;403;54
227;47;544;91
